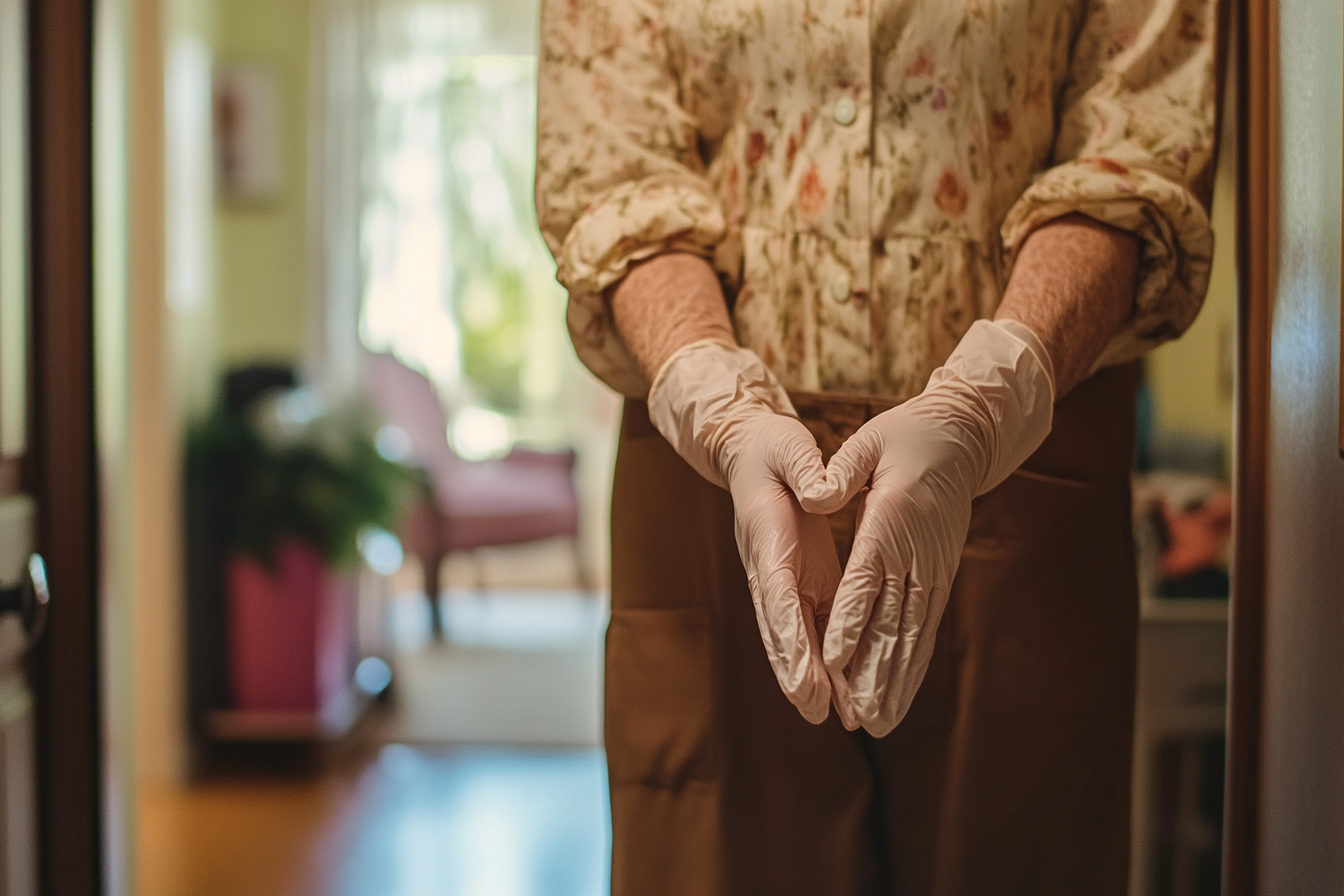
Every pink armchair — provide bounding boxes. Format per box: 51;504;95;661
362;352;583;638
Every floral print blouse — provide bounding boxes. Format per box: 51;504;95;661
535;0;1220;401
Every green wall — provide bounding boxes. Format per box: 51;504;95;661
213;0;311;366
1144;82;1237;472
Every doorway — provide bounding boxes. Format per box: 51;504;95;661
15;0;1308;892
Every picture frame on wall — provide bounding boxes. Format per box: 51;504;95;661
214;63;283;201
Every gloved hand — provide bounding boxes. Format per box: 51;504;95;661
648;339;846;724
800;319;1056;736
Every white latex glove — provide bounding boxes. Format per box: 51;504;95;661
648;339;847;725
801;319;1055;736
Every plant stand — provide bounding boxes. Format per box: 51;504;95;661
204;541;375;746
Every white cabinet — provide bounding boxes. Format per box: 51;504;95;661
1130;599;1229;896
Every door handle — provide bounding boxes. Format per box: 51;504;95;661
0;553;48;645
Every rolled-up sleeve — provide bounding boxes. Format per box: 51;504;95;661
1000;0;1221;368
536;0;725;397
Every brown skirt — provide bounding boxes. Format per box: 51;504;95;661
605;365;1140;896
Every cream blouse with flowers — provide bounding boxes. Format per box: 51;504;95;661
535;0;1219;401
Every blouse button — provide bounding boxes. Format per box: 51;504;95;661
830;274;852;303
832;96;857;127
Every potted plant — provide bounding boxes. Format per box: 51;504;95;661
186;379;419;721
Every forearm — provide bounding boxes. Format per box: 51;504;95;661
994;213;1141;397
611;217;1138;398
610;253;736;386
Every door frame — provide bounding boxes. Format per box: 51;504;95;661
27;0;103;893
1225;0;1275;892
6;0;1291;894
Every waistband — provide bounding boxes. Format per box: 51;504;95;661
788;362;1139;483
788;391;895;463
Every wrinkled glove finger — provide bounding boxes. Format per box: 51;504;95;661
766;419;833;506
844;571;911;722
828;665;859;730
796;511;842;619
813;602;861;730
749;564;831;724
795;426;884;515
860;585;947;738
794;510;844;726
775;501;856;730
821;516;894;675
853;575;933;735
797;597;834;724
733;484;832;723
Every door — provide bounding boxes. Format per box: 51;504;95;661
1230;1;1344;894
1;0;103;893
1227;2;1344;894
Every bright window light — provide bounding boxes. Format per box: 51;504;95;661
450;406;512;461
358;16;568;447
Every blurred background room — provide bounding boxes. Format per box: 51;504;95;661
113;1;619;894
12;0;1245;893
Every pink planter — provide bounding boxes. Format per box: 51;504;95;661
227;541;353;713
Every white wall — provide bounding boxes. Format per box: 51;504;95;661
95;1;135;891
1261;0;1344;890
128;0;220;794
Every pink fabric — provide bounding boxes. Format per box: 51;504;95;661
361;352;458;473
228;541;352;713
437;456;579;551
361;352;580;553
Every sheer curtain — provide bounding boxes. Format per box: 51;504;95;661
311;0;568;458
312;0;620;587
307;0;374;400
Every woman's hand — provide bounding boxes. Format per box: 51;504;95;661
802;320;1055;735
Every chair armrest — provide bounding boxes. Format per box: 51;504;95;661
502;447;578;473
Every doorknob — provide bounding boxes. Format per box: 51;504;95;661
0;553;49;645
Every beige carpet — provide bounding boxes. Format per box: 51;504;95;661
382;589;606;747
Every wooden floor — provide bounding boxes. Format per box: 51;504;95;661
139;578;610;896
137;744;610;896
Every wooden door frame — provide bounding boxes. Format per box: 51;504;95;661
27;0;103;893
1225;0;1275;893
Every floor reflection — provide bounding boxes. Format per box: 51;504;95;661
139;744;610;896
334;745;610;896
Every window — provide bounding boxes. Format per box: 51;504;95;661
360;3;566;458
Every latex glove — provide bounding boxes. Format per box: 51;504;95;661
648;339;847;725
801;320;1055;736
